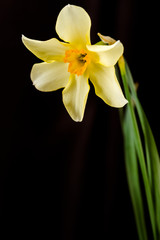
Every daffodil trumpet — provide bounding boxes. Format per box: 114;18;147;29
22;4;127;122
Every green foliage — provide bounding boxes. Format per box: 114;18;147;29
118;58;160;240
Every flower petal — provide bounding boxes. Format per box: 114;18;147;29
62;73;90;122
56;5;91;48
87;40;124;67
89;63;128;107
22;35;70;62
31;61;70;91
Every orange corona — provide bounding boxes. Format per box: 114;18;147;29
64;49;90;76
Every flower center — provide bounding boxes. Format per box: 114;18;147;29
64;49;90;76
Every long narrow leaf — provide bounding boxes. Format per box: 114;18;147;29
122;106;148;240
118;57;157;239
124;61;160;237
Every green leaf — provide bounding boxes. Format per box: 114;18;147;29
140;106;160;237
118;57;158;239
124;60;160;237
121;106;148;240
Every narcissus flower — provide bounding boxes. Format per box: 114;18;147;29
22;4;128;122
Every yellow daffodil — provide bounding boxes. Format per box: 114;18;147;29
22;4;128;122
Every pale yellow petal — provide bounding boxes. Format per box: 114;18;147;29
87;41;124;67
56;5;91;48
31;61;70;91
22;35;70;62
89;63;128;107
62;73;90;122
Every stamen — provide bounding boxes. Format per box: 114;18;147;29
78;53;87;63
64;49;90;76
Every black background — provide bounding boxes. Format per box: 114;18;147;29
0;0;159;239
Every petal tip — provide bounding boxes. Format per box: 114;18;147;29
21;34;26;43
71;115;83;122
123;98;128;106
21;34;28;41
21;34;30;47
118;98;128;108
109;97;128;108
